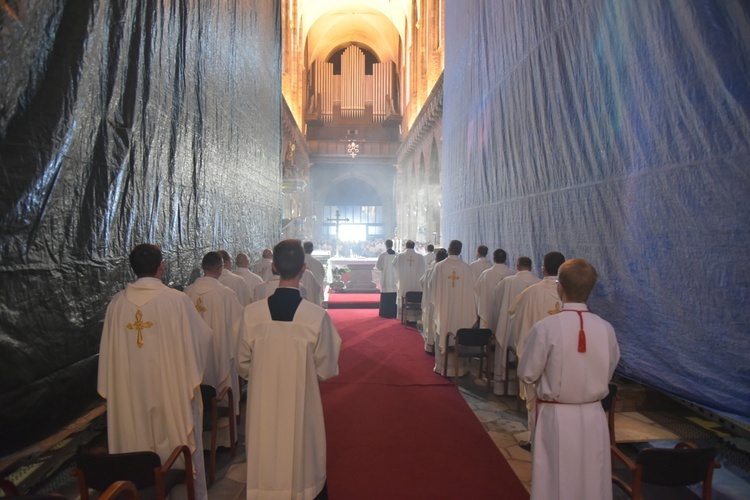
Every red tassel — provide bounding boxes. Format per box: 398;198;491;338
578;329;586;353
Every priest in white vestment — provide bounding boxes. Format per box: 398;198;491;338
423;244;436;267
376;239;398;318
253;248;274;281
519;258;620;500
254;272;310;302
509;251;565;438
394;240;426;322
420;248;448;353
98;244;213;500
303;241;326;303
238;240;341;500
235;252;264;295
430;240;477;377
300;269;322;306
474;248;515;330
217;250;253;306
184;251;244;420
469;244;492;281
492;257;539;395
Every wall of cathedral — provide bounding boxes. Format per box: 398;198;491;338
0;0;282;453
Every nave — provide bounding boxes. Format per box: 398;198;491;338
3;306;750;499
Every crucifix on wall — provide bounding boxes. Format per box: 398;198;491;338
326;209;350;257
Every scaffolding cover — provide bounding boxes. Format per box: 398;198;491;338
444;1;750;424
0;0;282;454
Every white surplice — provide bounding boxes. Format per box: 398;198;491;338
469;257;492;281
518;303;620;500
218;268;253;306
509;276;562;432
184;276;243;416
300;270;322;306
376;250;398;293
253;258;274;281
304;254;326;288
423;251;436;267
474;263;515;330
235;267;263;296
491;270;540;395
430;255;477;376
97;277;213;500
420;265;437;351
237;299;341;500
254;276;310;303
395;248;426;321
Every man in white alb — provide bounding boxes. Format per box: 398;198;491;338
184;251;244;421
303;241;326;288
253;248;274;281
235;252;263;296
492;256;539;395
395;239;426;323
376;239;398;318
217;250;253;306
420;247;447;353
509;251;565;445
475;248;515;330
430;240;477;377
469;244;492;281
97;244;212;500
519;258;620;500
423;244;436;267
237;239;341;500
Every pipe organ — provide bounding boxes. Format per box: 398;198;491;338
308;44;399;123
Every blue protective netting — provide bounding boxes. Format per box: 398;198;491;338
443;1;750;424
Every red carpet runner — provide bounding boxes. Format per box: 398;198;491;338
327;292;380;309
321;309;529;499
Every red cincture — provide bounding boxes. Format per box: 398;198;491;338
564;309;590;353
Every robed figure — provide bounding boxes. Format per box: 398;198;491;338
376;240;398;318
394;241;426;322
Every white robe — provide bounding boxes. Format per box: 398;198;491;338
492;270;540;395
518;303;620;500
395;248;427;321
423;251;435;267
430;255;477;376
469;257;492;281
218;268;253;306
300;270;322;306
254;276;310;302
376;250;398;293
509;276;562;432
184;277;243;416
253;258;274;281
97;278;212;500
304;254;326;288
235;267;263;297
474;263;514;330
420;265;437;351
237;299;341;500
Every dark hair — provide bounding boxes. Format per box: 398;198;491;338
493;248;507;264
477;245;488;257
129;244;162;277
558;258;598;302
517;256;532;269
273;239;305;279
435;248;449;262
406;240;415;249
426;244;435;252
303;241;314;253
543;251;566;276
217;250;231;264
448;240;462;255
385;239;393;248
202;251;224;272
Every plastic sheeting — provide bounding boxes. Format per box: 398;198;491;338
0;0;281;454
444;1;750;424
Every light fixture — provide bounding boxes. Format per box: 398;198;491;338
347;140;360;158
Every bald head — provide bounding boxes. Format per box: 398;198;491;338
236;252;250;268
262;248;273;259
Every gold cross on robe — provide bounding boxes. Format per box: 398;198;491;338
195;297;207;313
126;309;153;349
548;302;561;315
448;270;460;288
407;255;414;266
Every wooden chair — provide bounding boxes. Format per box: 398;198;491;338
400;291;423;326
0;478;69;499
72;445;194;500
200;384;237;485
99;480;139;500
611;441;720;499
503;344;519;396
442;328;493;385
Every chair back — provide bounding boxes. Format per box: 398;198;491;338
404;291;422;303
637;446;718;487
75;448;161;491
601;383;618;412
455;328;492;347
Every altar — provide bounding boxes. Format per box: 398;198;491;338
329;257;379;293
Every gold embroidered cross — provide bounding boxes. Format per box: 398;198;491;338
407;255;415;266
548;302;561;315
195;297;207;313
126;310;153;349
448;270;460;288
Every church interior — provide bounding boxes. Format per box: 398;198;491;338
1;0;749;498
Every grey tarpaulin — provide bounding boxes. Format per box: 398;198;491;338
0;0;281;454
444;1;750;424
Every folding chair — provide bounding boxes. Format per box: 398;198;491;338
400;291;423;326
200;384;237;485
442;328;493;385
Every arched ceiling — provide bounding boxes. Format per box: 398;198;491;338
299;0;408;64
